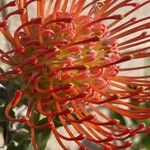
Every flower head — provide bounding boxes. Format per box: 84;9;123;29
0;0;150;149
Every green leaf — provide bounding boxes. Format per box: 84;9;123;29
17;139;33;150
35;118;51;150
141;134;150;150
7;141;18;150
33;111;41;124
7;139;33;150
53;117;63;128
110;112;126;125
13;129;29;143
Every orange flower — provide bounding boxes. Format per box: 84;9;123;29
0;0;150;149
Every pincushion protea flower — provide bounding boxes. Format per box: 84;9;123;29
0;0;150;149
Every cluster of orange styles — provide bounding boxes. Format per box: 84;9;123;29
0;0;150;150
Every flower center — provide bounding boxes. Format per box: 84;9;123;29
7;12;120;109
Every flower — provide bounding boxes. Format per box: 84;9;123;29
0;0;150;149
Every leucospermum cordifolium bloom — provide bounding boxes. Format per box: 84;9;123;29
0;0;150;150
